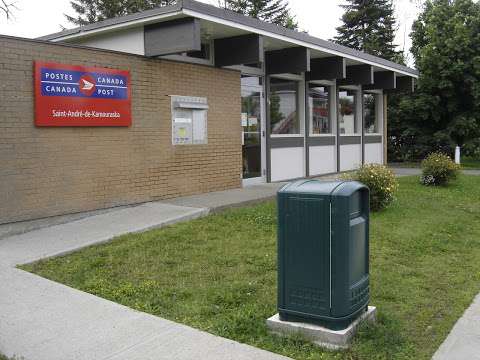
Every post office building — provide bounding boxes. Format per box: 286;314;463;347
0;0;417;224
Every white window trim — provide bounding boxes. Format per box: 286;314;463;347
270;134;304;138
309;134;336;137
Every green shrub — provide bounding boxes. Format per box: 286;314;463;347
421;152;460;186
342;164;398;211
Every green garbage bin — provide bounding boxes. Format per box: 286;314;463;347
277;180;370;330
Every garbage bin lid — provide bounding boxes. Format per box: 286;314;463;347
278;180;345;196
278;179;367;197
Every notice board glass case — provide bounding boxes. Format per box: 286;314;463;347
171;95;208;145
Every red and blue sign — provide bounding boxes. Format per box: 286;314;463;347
35;61;131;126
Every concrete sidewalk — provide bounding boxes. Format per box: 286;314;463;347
0;191;290;360
0;265;288;360
0;182;286;240
0;202;208;266
433;293;480;360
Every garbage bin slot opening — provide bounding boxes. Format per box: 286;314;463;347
349;217;368;286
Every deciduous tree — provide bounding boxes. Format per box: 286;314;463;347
1;0;17;20
388;0;480;161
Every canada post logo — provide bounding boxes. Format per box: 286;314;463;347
40;68;128;99
35;61;131;127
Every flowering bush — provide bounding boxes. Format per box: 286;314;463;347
421;152;460;186
343;164;398;211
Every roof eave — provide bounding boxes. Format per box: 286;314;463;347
37;0;418;78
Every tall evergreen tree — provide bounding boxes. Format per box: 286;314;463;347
66;0;176;25
218;0;297;29
334;0;402;62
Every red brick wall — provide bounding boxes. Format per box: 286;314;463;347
0;36;242;224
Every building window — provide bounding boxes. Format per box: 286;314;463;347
308;85;331;134
364;93;379;134
269;78;300;135
338;90;357;135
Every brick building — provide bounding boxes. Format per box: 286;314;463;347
0;0;417;224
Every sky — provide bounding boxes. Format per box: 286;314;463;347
0;0;422;65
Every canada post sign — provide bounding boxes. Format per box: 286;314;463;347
34;62;131;126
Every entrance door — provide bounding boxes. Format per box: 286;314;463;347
241;77;265;185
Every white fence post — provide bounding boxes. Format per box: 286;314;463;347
455;146;461;165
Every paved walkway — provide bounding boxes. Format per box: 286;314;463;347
0;183;285;240
162;182;285;212
0;190;289;360
391;167;480;177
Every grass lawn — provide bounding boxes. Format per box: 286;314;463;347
461;156;480;169
23;176;480;360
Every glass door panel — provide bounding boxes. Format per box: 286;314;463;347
242;88;262;179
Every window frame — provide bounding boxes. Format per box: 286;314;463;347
308;80;335;137
363;90;383;136
269;74;304;137
338;86;361;136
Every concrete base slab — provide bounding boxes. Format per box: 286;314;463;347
266;306;377;350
